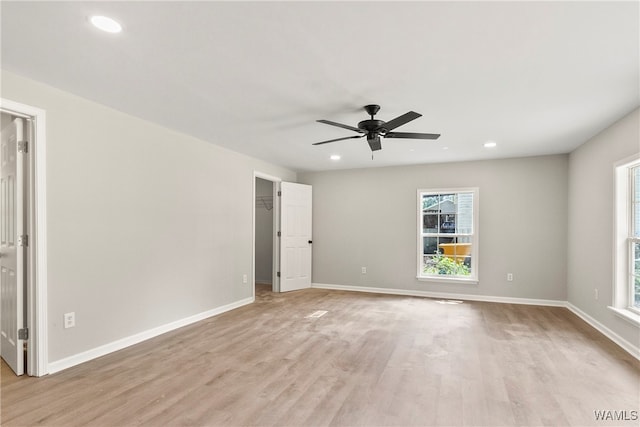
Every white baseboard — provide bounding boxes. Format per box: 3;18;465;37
311;283;566;307
46;286;640;374
48;297;254;374
566;303;640;361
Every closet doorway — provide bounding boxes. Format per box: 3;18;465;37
253;173;280;297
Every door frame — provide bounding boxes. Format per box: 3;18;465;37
0;98;48;377
252;172;281;298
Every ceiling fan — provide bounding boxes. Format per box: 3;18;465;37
313;104;440;152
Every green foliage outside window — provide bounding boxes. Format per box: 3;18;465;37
424;252;470;276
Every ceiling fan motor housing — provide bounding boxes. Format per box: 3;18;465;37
360;105;389;133
358;119;386;132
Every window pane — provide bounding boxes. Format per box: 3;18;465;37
422;195;440;212
423;255;437;274
423;237;439;255
634;166;640;200
423;214;438;233
457;192;474;234
438;236;455;250
439;193;455;208
457;236;473;275
634;167;640;237
634;242;640;308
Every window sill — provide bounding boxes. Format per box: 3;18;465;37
417;276;478;285
607;306;640;327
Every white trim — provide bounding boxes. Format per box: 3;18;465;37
48;297;254;374
607;305;640;327
567;303;640;361
417;187;479;282
254;171;282;183
613;154;640;311
274;180;281;293
311;283;566;307
0;98;48;377
416;276;479;285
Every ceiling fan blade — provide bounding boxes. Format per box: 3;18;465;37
382;111;422;132
317;119;364;133
312;134;364;146
385;132;440;140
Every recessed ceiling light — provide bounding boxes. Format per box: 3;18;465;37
90;15;122;33
442;146;449;150
330;154;341;161
484;141;497;148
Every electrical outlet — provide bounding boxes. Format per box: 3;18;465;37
361;267;367;274
507;273;513;282
242;274;248;284
64;312;75;329
594;288;599;300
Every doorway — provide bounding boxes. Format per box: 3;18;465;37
255;177;274;292
253;173;280;297
252;174;313;298
0;99;48;377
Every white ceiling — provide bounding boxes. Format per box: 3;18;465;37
2;1;638;172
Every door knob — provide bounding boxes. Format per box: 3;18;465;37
308;240;313;244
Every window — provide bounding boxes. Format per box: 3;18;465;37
417;188;478;282
629;164;640;311
612;156;640;324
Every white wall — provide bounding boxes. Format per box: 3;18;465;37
299;154;568;301
1;71;296;364
1;112;14;129
255;178;273;283
567;107;640;349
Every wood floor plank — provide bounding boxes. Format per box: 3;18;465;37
1;285;638;426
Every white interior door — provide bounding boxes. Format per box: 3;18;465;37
279;182;312;292
1;118;25;375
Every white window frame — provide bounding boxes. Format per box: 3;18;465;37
610;154;640;326
417;187;479;284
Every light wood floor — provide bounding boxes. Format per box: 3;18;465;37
1;284;639;426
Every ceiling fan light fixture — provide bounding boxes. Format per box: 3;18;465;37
330;154;341;161
90;15;122;33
